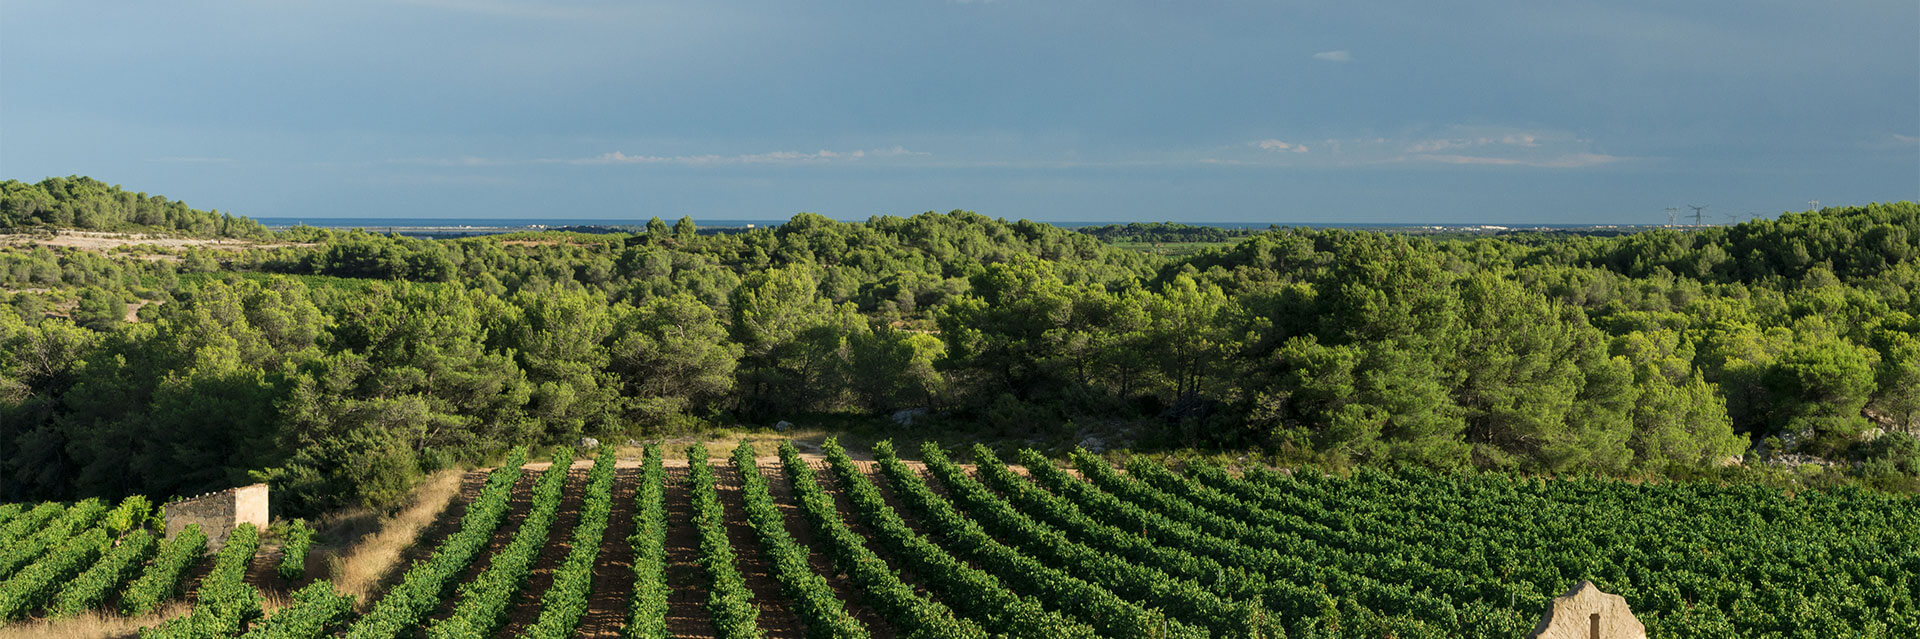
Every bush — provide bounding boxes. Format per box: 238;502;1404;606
1853;432;1920;490
238;580;355;639
102;495;155;536
254;428;421;516
277;519;315;582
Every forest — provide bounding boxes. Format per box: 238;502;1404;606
1;176;1916;515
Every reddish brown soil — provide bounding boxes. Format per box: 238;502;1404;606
764;460;895;638
494;466;591;638
246;541;290;601
710;462;806;639
423;472;540;623
574;466;641;637
813;458;953;615
265;450;1021;638
853;461;934;531
175;555;218;607
660;464;714;638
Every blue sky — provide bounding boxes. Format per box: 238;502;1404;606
2;1;1915;224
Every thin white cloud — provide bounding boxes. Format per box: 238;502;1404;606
1408;153;1621;168
1254;139;1309;153
1312;50;1352;63
365;174;518;186
382;133;1621;174
1503;134;1540;147
392;0;640;20
1892;134;1920;146
1223;125;1627;169
557;145;927;166
1405;133;1541;154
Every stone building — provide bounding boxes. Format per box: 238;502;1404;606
162;483;269;550
1527;581;1648;639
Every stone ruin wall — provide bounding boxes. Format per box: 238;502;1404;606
1528;580;1647;639
162;483;269;550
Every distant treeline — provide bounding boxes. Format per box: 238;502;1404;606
1;177;1916;515
0;176;270;238
1074;222;1272;244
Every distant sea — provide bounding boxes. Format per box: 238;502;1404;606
254;216;1626;231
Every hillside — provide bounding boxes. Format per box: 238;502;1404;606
0;177;269;239
0;179;1916;520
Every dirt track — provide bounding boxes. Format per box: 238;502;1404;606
766;460;894;638
714;463;808;638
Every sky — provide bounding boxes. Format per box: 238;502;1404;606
2;0;1916;224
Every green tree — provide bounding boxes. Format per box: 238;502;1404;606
501;289;621;441
730;265;865;416
1453;273;1634;472
1612;330;1744;470
1144;274;1239;416
609;293;742;429
1767;331;1880;456
1868;331;1920;436
73;289;126;331
849;327;947;412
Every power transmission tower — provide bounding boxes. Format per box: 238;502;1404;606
1688;205;1708;226
1808;199;1820;210
1723;213;1739;226
1666;207;1678;226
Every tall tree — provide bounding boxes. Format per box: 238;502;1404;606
609;293;741;428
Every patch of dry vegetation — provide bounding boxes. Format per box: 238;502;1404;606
0;230;304;252
319;470;464;603
0;602;190;639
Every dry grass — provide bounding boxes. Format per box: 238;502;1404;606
321;470;464;602
0;591;298;639
0;231;308;252
611;426;994;466
616;427;888;462
0;602;189;639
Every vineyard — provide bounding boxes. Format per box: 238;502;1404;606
0;439;1915;638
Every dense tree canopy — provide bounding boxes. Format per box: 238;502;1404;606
2;179;1916;513
1;176;268;238
1073;221;1270;244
